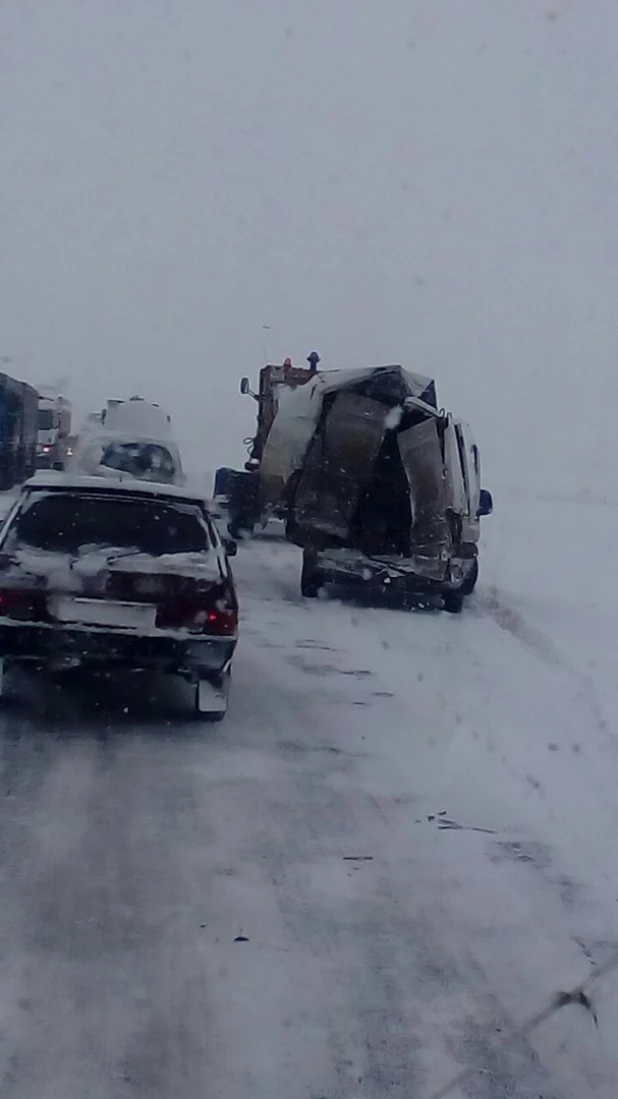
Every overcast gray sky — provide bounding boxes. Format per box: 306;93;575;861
2;1;617;492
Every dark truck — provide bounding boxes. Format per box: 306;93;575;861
258;364;493;612
0;373;39;490
214;353;321;538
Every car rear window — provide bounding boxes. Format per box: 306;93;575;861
11;493;210;556
98;441;177;482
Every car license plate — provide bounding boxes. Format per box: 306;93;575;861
50;597;156;629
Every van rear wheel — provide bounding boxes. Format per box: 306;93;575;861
443;590;465;614
459;558;479;596
301;570;322;599
301;554;322;599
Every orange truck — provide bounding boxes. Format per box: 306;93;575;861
214;353;320;537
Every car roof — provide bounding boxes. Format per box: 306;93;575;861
22;471;208;507
74;429;181;453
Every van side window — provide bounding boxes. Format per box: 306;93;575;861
471;444;480;477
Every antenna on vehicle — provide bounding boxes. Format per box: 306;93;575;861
262;324;271;363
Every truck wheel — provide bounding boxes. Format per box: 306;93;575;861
228;520;253;540
443;590;465;614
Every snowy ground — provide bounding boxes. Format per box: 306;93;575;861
0;490;617;1097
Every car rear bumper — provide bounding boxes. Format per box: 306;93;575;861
0;620;236;676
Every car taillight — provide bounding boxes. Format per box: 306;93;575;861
0;589;49;622
201;607;238;636
155;600;237;635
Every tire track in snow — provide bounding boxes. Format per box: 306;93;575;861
236;542;618;1096
475;587;568;669
476;584;616;752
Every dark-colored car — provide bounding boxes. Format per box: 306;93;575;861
0;473;239;720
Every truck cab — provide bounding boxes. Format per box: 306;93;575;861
36;397;58;468
240;355;320;465
36;391;72;470
218;355;320;537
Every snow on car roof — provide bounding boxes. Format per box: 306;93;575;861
22;471;207;506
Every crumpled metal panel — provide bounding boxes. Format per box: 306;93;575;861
294;393;386;540
443;415;468;516
397;419;451;562
260;366;437;499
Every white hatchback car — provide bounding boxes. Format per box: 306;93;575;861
0;473;238;719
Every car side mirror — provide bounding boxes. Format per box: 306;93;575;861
477;488;493;517
240;377;251;396
223;537;238;557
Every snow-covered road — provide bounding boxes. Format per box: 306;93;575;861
0;495;617;1098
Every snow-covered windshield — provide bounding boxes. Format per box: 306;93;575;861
10;493;209;556
98;441;177;482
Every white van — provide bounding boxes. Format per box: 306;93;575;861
67;399;185;486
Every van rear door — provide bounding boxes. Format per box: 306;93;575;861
397;418;451;564
455;420;481;543
293;393;385;540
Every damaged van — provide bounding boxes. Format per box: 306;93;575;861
259;365;493;612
